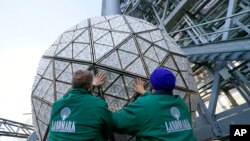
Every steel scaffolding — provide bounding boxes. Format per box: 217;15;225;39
120;0;250;140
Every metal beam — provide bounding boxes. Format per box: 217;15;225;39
101;0;121;16
231;18;250;35
221;88;238;107
161;0;169;21
235;71;250;89
227;62;250;103
27;132;38;141
0;118;34;139
186;29;199;44
208;61;224;116
196;97;222;137
182;38;250;61
151;5;171;37
168;10;250;34
242;0;250;6
195;103;250;140
184;14;209;43
176;25;250;43
163;0;196;30
236;84;250;104
222;0;237;40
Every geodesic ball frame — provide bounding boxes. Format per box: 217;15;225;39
31;15;198;140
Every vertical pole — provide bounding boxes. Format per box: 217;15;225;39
161;0;169;21
151;5;169;36
208;61;224;116
222;0;237;40
101;0;121;16
208;0;237;116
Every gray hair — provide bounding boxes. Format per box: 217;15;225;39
72;70;93;89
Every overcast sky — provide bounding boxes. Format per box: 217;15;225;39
0;0;101;140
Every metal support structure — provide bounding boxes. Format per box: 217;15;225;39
235;71;250;90
231;18;250;35
227;62;250;104
151;4;170;36
184;14;209;43
208;0;236;117
0;118;34;139
175;25;250;43
161;0;169;21
195;103;250;140
242;0;250;6
192;0;210;14
121;0;250;140
186;29;199;44
236;85;250;104
208;61;224;116
195;97;222;138
163;0;196;29
222;0;237;40
168;10;250;35
196;105;203;117
27;131;38;141
182;38;250;61
101;0;121;16
221;87;238;107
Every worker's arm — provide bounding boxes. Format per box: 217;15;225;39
100;102;113;140
98;101;113;140
112;78;149;135
112;97;146;135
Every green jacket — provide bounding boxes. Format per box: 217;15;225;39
48;88;112;141
113;91;197;141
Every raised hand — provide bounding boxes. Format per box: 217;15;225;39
134;78;146;95
93;72;106;86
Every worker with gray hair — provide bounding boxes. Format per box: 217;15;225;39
48;70;112;141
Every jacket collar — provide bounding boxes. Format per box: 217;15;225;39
69;88;91;95
152;90;173;95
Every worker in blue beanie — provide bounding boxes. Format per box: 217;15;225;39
150;67;176;94
113;68;197;141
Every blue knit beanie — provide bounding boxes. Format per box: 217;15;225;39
150;68;176;93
